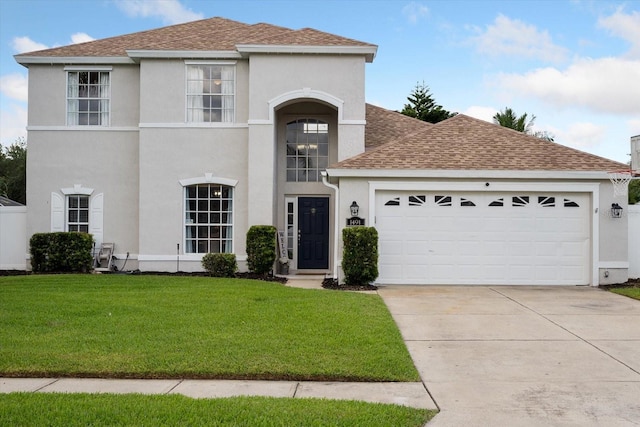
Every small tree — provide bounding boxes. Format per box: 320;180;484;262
400;82;455;124
0;138;27;204
342;227;378;286
246;225;277;275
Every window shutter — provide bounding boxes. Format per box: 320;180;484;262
89;193;104;248
51;192;64;232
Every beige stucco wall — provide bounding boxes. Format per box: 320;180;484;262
137;127;249;271
248;55;366;122
139;59;249;124
26;130;140;259
27;64;139;127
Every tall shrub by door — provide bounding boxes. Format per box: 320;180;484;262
342;227;378;286
246;225;277;275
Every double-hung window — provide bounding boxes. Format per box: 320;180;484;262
186;63;235;123
67;195;89;232
66;67;111;126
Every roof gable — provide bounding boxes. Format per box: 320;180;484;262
343;112;626;172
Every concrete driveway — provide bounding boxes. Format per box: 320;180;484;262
378;286;640;426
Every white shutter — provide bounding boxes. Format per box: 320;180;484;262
89;193;104;248
51;192;64;232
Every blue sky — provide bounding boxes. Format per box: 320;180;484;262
1;0;639;164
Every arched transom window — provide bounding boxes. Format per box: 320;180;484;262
286;118;328;182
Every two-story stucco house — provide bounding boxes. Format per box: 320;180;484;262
15;17;630;286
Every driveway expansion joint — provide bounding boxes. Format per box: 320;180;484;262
165;379;183;395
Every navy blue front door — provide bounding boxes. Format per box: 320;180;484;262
298;197;329;269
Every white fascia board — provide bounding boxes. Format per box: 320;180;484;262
235;44;377;62
126;50;242;61
325;168;611;180
15;56;134;65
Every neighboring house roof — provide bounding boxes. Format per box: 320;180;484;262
0;196;24;206
14;17;376;62
347;111;627;171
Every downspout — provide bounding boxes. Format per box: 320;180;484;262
321;171;339;280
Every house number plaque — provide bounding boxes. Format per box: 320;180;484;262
346;217;365;226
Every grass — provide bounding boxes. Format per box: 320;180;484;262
0;393;436;426
609;286;640;300
0;274;419;382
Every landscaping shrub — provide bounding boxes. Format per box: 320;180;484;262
246;225;277;275
29;232;94;273
342;227;379;286
201;253;237;277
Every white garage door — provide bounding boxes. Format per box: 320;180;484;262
376;191;591;285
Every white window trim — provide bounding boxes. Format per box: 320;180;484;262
65;69;111;127
180;175;238;255
64;66;113;71
285;197;298;270
61;185;94;196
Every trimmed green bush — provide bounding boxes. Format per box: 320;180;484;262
201;253;237;277
246;225;277;275
342;227;379;286
29;232;94;273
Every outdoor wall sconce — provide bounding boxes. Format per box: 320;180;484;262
611;203;623;218
350;201;360;217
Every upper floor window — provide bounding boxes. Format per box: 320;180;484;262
67;70;110;125
286;119;328;182
186;64;235;123
67;195;89;232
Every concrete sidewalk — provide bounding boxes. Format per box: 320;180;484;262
0;377;436;409
378;285;640;426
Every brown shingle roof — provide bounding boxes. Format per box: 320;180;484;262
342;113;626;171
15;17;375;58
365;104;433;150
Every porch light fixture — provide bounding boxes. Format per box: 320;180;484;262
350;201;359;217
611;203;623;218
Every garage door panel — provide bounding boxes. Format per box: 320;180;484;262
376;191;591;285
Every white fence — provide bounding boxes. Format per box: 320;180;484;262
629;205;640;279
0;205;27;270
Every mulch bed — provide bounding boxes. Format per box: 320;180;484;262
321;277;377;291
600;277;640;289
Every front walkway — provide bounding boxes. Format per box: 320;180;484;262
378;285;640;426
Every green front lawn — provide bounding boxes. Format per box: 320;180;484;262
0;274;419;382
609;286;640;301
0;393;434;427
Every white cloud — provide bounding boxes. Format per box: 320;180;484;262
496;57;640;115
547;122;606;150
71;32;95;44
462;106;496;123
0;104;27;147
598;9;640;58
470;14;568;62
11;36;48;54
629;119;640;136
402;2;429;24
0;73;28;102
114;0;203;25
